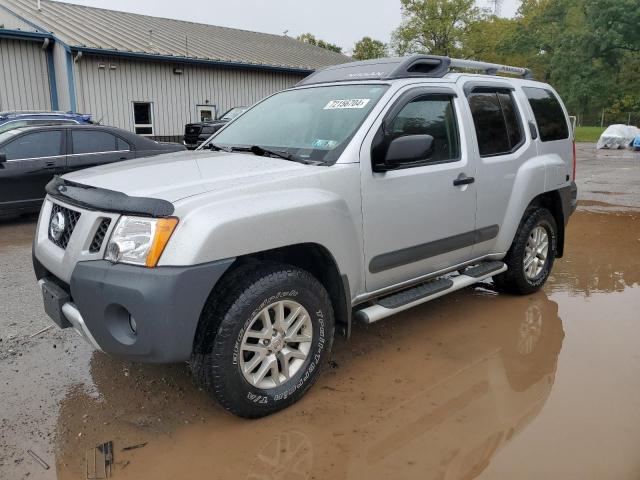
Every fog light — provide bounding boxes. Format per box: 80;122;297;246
129;315;137;335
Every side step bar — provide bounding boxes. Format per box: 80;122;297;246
355;261;507;324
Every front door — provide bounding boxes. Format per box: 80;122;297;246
360;86;478;292
0;130;66;213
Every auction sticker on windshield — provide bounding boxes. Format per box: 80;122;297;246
324;99;370;109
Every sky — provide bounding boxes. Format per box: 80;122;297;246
59;0;522;54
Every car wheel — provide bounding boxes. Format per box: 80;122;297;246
191;262;335;418
494;207;557;295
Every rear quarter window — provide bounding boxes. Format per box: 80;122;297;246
522;87;569;142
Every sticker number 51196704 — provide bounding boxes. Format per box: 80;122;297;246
324;99;370;110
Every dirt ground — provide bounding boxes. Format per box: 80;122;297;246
1;143;639;480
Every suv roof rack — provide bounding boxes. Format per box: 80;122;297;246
296;55;533;86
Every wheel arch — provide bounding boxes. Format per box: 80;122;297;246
527;190;565;257
240;243;352;337
193;242;352;359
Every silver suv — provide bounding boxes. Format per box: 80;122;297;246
33;55;577;418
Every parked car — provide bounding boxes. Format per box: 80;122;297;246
33;55;577;418
0;110;92;134
0;124;185;218
183;107;247;149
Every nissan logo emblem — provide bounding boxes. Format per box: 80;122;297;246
49;211;67;241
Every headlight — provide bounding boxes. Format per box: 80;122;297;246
105;216;178;267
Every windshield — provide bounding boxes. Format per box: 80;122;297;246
220;107;247;121
206;84;389;164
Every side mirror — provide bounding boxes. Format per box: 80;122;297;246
0;152;6;163
383;134;434;168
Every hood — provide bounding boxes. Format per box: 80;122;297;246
61;150;314;203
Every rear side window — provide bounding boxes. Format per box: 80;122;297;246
468;89;524;156
389;94;460;162
2;131;63;160
116;137;131;151
522;87;569;142
72;130;119;154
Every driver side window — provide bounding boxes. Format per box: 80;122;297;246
389;95;460;163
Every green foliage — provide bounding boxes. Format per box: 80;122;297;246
296;33;343;53
353;37;388;60
392;0;486;56
387;0;639;123
575;126;605;142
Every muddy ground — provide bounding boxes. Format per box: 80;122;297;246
1;143;639;480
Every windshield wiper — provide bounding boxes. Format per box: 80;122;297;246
249;145;321;165
204;143;233;152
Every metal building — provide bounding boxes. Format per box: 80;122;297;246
0;0;349;140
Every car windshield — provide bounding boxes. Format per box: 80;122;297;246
219;107;247;121
206;84;389;164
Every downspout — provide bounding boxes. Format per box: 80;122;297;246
65;45;77;112
43;38;59;110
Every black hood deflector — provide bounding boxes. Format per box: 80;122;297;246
45;176;175;217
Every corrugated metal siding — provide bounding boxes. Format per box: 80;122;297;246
52;41;71;111
74;55;305;137
0;38;51;111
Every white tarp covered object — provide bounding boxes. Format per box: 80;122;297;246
596;124;640;149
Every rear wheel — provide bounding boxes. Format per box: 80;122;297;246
494;207;557;295
191;262;334;418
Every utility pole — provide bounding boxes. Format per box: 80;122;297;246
489;0;503;16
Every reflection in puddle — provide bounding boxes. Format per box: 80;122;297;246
54;292;563;480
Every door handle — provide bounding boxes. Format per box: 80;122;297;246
453;175;475;186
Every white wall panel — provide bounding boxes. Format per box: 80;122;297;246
0;38;51;111
73;55;305;137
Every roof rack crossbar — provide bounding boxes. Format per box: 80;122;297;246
448;58;533;79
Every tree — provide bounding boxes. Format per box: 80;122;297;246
296;33;343;53
391;0;486;56
353;37;388;60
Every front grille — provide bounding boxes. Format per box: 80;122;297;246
89;218;111;253
48;204;81;249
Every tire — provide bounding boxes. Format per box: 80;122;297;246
493;207;557;295
191;262;335;418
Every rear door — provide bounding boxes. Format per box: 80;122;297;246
462;81;535;258
66;129;134;172
0;130;65;212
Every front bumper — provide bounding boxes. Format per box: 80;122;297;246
35;257;234;363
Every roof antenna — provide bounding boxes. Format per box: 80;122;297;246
148;29;153;50
37;0;41;10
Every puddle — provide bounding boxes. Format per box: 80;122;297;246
2;206;639;479
44;210;640;480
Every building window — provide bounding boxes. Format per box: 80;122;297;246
133;102;154;135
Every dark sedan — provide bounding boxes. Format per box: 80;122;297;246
0;125;185;218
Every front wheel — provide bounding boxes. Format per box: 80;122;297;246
191;263;335;418
493;207;557;295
